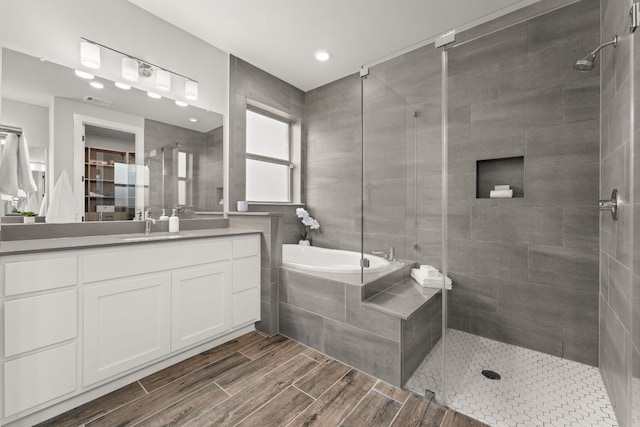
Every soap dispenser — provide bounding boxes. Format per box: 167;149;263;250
159;209;169;221
169;209;179;233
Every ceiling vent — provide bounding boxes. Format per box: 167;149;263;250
84;95;112;108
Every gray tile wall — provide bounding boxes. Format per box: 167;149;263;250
599;0;638;425
304;0;601;366
228;55;306;242
279;268;440;387
446;0;600;366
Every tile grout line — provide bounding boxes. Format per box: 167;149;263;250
338;386;376;424
138;380;149;395
230;385;294;427
292;384;317;401
215;381;233;397
373;380;412;404
189;345;317;424
284;368;357;427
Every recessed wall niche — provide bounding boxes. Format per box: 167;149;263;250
476;156;524;198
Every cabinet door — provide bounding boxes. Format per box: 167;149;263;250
171;263;231;351
83;274;171;386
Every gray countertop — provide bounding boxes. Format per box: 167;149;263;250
0;228;262;256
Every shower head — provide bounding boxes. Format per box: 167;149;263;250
574;54;596;72
573;35;617;72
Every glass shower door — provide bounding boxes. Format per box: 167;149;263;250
360;46;445;400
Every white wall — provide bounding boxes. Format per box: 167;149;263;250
0;98;49;150
0;0;229;116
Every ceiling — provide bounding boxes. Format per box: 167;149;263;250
127;0;542;91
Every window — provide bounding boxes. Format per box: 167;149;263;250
245;107;292;202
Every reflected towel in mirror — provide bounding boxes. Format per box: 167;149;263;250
46;169;80;223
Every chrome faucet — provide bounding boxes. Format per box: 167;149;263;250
145;218;157;235
372;247;395;262
144;209;156;235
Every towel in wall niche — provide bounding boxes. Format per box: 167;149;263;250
46;170;80;223
0;133;19;196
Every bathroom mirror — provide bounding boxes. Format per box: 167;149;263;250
1;47;224;222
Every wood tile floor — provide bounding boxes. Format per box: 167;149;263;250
38;332;486;427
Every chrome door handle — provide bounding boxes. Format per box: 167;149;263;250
599;189;619;220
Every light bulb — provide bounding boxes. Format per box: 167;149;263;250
185;80;198;101
122;57;139;82
156;69;171;92
80;41;101;69
147;92;162;99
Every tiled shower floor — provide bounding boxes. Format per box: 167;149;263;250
406;329;618;427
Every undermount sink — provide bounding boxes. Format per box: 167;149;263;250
121;233;193;242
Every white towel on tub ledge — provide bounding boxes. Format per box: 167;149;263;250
46;170;80;223
411;269;452;290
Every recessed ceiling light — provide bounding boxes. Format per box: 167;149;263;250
115;81;131;90
175;100;188;107
89;81;104;89
189;118;198;123
147;92;162;99
314;50;331;62
75;69;94;79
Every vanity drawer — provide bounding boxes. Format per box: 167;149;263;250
4;342;77;418
4;290;77;357
232;256;260;293
232;235;260;258
83;239;232;283
4;256;77;296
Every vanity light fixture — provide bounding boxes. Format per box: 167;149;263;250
156;69;171;92
89;81;104;89
122;57;139;82
147;92;162;99
74;69;94;80
185;80;198;101
114;81;131;90
314;49;331;62
175;100;188;107
80;40;101;69
80;38;199;101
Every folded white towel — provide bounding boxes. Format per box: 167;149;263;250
489;189;513;198
411;269;452;290
46;170;80;223
419;265;440;278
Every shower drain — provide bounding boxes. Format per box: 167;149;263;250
481;369;501;380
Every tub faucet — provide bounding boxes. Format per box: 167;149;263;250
372;247;395;262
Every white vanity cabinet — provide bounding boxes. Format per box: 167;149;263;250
83;273;172;386
171;263;232;351
0;232;261;426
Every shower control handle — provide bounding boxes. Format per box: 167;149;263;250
599;189;619;221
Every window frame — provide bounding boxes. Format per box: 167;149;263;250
245;105;294;203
